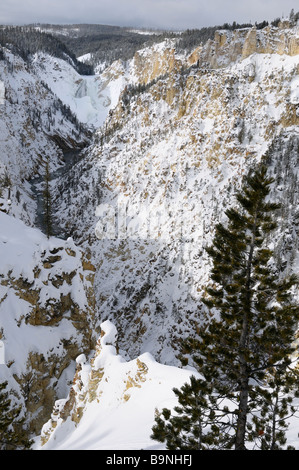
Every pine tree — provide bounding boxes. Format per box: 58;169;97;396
151;375;236;450
0;381;32;450
247;366;299;449
151;164;299;450
201;164;299;449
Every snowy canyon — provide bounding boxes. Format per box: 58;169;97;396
0;20;298;449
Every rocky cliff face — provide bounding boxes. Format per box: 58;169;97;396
38;321;147;447
194;20;299;68
0;212;98;435
50;23;299;365
0;47;90;226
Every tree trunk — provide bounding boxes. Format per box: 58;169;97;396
235;374;249;450
235;214;257;449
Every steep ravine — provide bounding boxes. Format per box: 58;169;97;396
1;21;299;447
29;148;86;238
0;210;99;436
50;22;299;365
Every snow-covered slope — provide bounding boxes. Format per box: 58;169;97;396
0;211;98;434
30;39;188;132
51;22;299;364
34;320;299;450
1;20;299;450
0;47;90;226
31;53;123;129
34;320;195;450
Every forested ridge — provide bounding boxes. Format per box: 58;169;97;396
18;9;299;67
1;9;299;71
0;26;93;74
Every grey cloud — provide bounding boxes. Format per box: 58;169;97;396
0;0;297;29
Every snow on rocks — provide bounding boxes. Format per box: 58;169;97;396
35;320;196;450
0;211;98;434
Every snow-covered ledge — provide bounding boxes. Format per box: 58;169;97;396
34;320;196;450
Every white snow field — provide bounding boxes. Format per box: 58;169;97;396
34;320;197;450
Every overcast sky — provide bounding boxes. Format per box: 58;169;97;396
1;0;297;30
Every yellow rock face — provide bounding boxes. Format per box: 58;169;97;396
39;322;151;446
0;241;98;435
195;24;299;68
133;42;181;86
